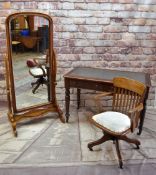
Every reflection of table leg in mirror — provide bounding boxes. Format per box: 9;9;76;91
12;41;20;54
65;88;70;122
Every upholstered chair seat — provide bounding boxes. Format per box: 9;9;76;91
92;111;131;134
29;66;47;77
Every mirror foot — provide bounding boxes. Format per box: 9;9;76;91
13;131;18;137
12;122;17;137
58;111;65;123
59;115;65;123
8;114;18;137
56;106;65;123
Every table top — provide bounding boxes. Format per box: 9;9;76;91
64;67;151;87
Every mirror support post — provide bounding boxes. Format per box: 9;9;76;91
46;64;50;102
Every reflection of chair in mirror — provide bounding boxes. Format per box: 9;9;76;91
27;50;49;94
87;77;146;168
27;59;47;94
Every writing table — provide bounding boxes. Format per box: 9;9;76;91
64;67;151;135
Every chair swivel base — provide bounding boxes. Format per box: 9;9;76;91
88;133;140;169
31;77;47;94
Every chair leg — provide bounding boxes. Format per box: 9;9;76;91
32;81;41;94
119;135;140;149
115;139;123;169
42;78;48;85
88;133;111;151
31;78;39;87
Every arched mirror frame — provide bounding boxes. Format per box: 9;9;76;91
5;12;65;137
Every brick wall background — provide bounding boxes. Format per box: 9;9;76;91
0;0;156;109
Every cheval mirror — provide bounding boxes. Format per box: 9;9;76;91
5;12;64;137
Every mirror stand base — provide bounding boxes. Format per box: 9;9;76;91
7;103;65;137
58;112;65;123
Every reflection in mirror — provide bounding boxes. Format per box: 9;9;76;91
10;15;49;109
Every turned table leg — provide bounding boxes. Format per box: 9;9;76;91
65;88;70;122
138;87;149;135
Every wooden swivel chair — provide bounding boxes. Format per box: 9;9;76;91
88;77;146;168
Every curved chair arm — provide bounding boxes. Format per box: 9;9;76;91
128;103;144;132
94;92;113;100
93;92;113;113
33;58;39;65
33;58;45;67
128;103;143;114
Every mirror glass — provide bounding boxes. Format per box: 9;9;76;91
10;15;50;109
